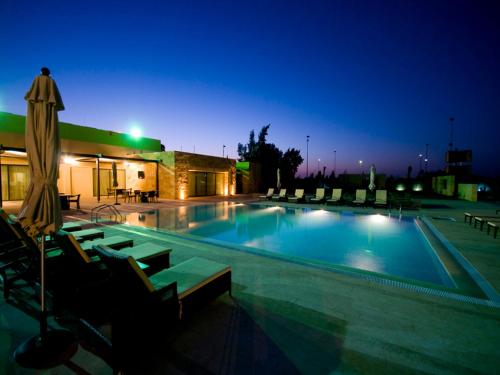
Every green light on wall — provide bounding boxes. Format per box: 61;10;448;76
131;127;142;139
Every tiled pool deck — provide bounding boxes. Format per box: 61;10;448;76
1;195;499;374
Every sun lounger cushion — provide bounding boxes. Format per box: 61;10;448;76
149;257;231;300
80;236;134;251
73;228;105;242
62;222;83;232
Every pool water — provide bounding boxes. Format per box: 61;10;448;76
126;203;454;286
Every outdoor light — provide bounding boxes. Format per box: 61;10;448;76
396;183;406;191
131;127;142;139
412;183;423;192
63;156;77;165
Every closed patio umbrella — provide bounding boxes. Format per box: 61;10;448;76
14;68;76;369
112;161;120;205
369;164;376;191
277;168;281;189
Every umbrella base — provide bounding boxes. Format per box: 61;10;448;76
14;329;78;369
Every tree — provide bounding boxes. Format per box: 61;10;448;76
279;148;303;186
238;125;303;189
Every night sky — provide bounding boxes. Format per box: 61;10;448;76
1;0;499;177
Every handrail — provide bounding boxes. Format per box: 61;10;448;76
90;204;124;223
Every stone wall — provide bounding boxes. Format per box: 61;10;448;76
140;151;235;199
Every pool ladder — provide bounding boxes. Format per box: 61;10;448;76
91;204;124;223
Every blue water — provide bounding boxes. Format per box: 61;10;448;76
126;203;453;286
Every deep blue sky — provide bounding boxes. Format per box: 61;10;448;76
1;0;499;177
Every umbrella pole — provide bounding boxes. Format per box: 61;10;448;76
40;235;47;338
13;234;77;369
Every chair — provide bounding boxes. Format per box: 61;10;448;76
310;188;326;203
288;189;304;203
147;191;158;203
95;245;231;320
374;190;387;207
56;232;171;276
133;190;141;203
123;190;133;203
61;221;83;232
271;189;287;201
326;189;342;205
67;194;81;209
259;188;274;200
107;188;115;198
352;189;367;206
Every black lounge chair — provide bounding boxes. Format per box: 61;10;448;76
95;245;231;320
56;232;171;274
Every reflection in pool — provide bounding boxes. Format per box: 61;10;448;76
125;203;453;286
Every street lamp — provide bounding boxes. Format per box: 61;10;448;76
358;160;363;173
306;135;310;177
418;154;423;172
333;150;337;176
317;158;321;174
222;145;226;158
425;144;429;173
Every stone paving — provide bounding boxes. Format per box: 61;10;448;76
1;195;499;374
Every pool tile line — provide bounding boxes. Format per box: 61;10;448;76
421;216;500;303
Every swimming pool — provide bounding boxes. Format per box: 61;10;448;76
126;203;456;287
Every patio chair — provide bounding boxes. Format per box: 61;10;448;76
61;221;83;232
259;188;274;200
374;190;387;207
326;189;342;205
56;231;171;274
67;194;81;209
352;189;367;206
147;190;158;203
271;189;287;201
288;189;305;203
95;245;231;320
310;188;326;203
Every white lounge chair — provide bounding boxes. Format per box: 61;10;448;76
288;189;304;203
271;189;287;201
352;189;366;206
326;189;342;205
374;190;387;207
259;188;274;200
310;188;325;203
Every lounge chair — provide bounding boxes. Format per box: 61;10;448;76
95;245;231;320
62;221;83;232
56;231;171;273
374;190;387;207
271;189;287;201
310;188;325;203
326;189;342;205
288;189;304;203
259;188;274;200
352;189;367;206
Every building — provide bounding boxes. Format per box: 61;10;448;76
0;112;235;205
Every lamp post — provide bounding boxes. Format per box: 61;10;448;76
306;135;310;178
222;145;226;158
425;144;429;173
333;150;336;176
358;160;363;173
449;117;454;151
418;153;423;172
317;158;321;175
